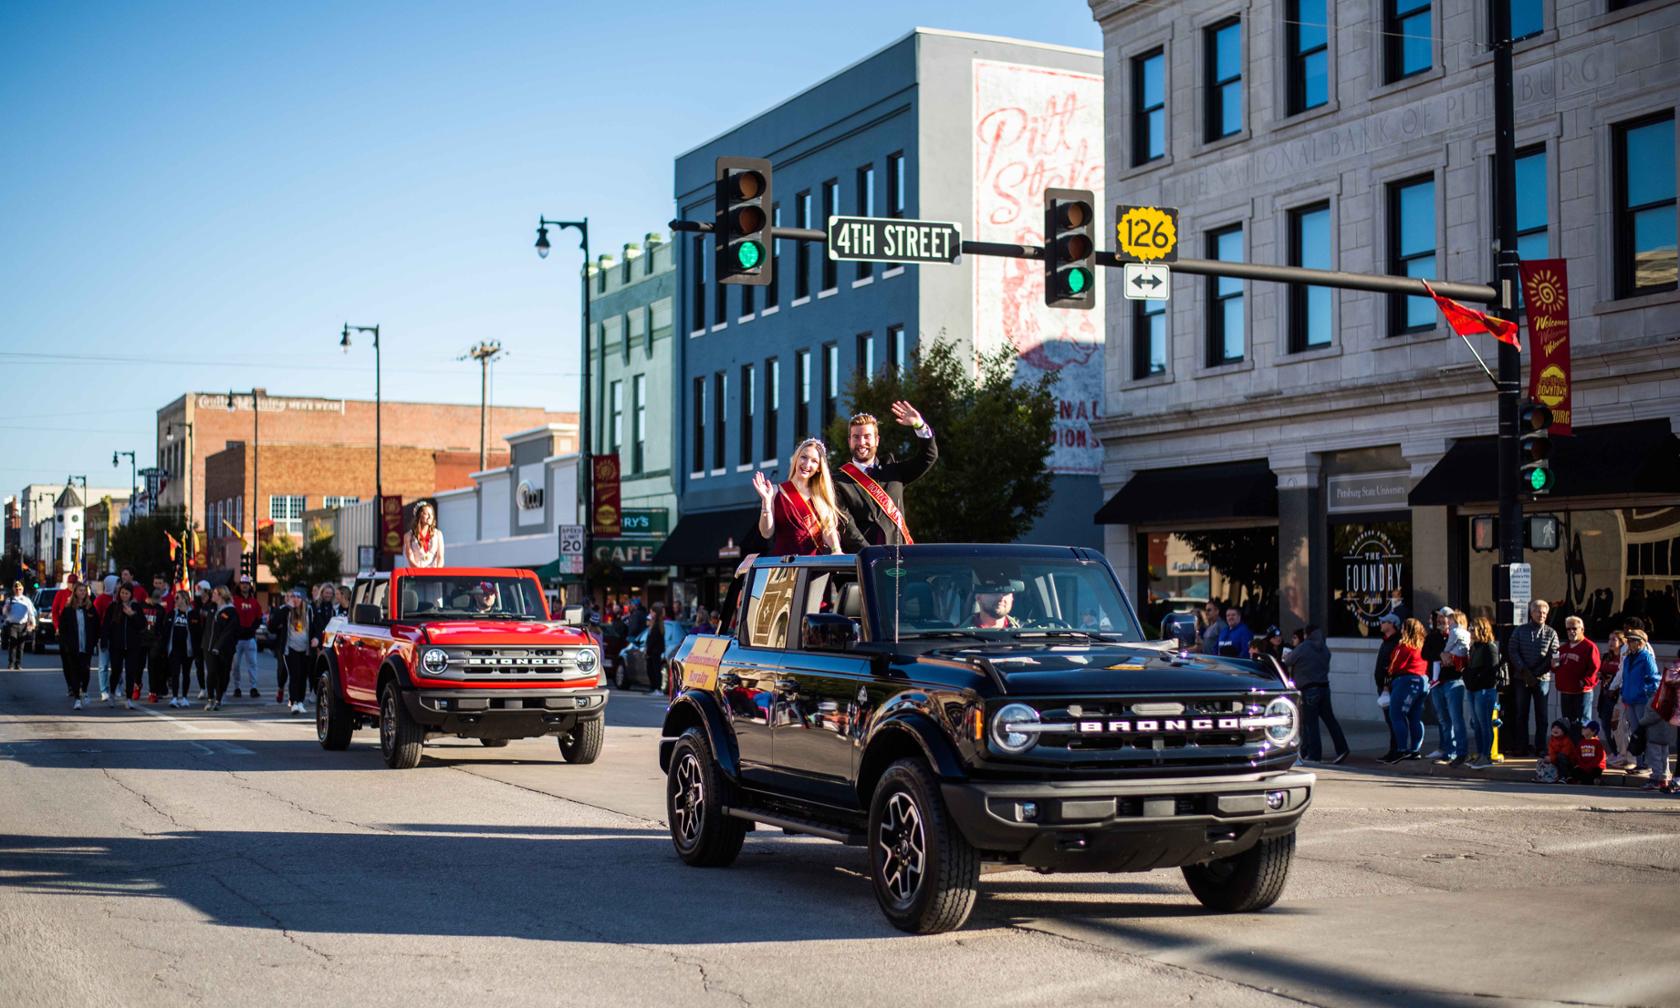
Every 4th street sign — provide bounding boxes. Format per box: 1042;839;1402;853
827;215;961;264
1122;262;1171;300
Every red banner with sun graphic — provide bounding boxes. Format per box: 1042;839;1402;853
1520;259;1572;437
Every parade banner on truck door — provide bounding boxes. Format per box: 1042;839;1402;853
1520;259;1572;436
972;59;1105;476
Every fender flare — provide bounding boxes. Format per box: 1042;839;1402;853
860;711;967;785
659;690;740;780
378;653;415;692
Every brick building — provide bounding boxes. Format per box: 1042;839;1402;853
154;390;577;531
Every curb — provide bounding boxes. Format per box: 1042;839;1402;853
1305;754;1673;790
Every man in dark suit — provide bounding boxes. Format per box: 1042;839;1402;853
835;401;937;552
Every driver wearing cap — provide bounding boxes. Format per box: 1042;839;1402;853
964;579;1020;630
470;581;499;614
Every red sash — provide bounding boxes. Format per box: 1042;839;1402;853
840;462;914;545
778;482;822;550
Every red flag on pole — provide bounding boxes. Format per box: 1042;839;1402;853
165;531;180;559
1422;281;1520;349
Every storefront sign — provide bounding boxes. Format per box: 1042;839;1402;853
1326;472;1411;513
591;454;621;538
592;537;665;571
1329;522;1411;636
1520;259;1572;435
619;508;668;538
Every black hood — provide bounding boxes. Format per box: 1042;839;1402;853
930;641;1284;695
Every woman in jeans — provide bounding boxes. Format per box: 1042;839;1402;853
1380;618;1429;763
1430;610;1472;766
1463;616;1503;770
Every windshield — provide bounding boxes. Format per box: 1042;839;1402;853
866;552;1143;641
395;575;548;621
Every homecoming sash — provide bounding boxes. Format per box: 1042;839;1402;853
840;462;914;544
778;481;823;550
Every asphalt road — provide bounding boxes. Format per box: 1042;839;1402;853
3;650;1677;1008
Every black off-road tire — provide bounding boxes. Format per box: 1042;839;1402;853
666;727;746;867
557;717;603;764
867;758;979;934
1182;832;1296;913
379;679;424;770
479;738;510;748
316;666;354;751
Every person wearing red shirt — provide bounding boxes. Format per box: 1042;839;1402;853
1554;616;1600;727
1542;719;1579;784
50;573;78;629
230;575;264;698
1379;617;1429;763
1570;721;1607;784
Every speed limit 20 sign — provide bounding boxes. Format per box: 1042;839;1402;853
1114;205;1180;263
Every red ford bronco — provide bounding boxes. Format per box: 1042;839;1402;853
317;567;606;768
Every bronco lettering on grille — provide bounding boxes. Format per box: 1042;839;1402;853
1076;717;1242;734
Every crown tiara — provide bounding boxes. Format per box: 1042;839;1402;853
796;437;828;456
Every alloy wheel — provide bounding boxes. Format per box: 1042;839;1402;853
876;791;926;906
380;689;395;754
671;752;705;847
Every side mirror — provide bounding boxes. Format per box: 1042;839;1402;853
563;605;584;625
353;603;384;625
802;612;858;652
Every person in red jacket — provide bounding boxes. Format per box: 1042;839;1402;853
1541;719;1579;784
49;573;78;628
1569;721;1607;785
1379;618;1429;763
1554;616;1600;727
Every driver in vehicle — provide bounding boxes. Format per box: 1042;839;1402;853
469;581;499;614
963;579;1021;629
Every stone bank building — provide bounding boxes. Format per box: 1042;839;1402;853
1087;0;1680;685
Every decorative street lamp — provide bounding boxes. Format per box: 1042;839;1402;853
226;390;261;575
534;216;592;610
340;323;384;568
111;451;136;523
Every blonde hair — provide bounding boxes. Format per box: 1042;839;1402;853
1452;610;1467;629
212;586;232;605
1400;617;1426;650
1564;615;1584;630
789;438;840;538
415;501;436;531
1471;616;1494;645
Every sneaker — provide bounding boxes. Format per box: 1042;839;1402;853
1402;751;1423;761
1425;749;1444;760
248;688;260;699
72;698;82;710
293;701;306;714
1433;757;1454;766
1450;755;1469;768
197;689;207;700
147;693;158;704
1641;780;1668;791
1330;751;1350;765
1378;751;1405;764
1467;758;1493;770
131;686;140;700
1627;767;1653;777
124;698;134;710
99;691;110;702
204;700;215;711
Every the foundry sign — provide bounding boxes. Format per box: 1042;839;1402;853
1329;523;1412;636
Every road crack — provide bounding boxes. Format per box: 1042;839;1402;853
222;771;396;834
206;872;335;963
101;768;191;833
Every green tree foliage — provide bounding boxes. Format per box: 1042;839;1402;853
266;528;344;592
109;509;188;583
825;336;1058;545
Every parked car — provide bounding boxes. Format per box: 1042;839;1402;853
29;588;61;652
316;567;606;768
615;618;690;691
658;545;1311;934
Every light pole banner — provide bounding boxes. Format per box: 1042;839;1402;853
1519;259;1572;436
971;58;1105;476
591;454;621;538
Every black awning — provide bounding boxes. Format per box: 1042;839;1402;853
650;506;765;567
1094;459;1279;525
1409;419;1680;506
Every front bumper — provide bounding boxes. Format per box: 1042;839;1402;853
402;688;608;740
941;770;1314;873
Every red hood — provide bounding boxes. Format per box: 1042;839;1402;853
412;620;593;648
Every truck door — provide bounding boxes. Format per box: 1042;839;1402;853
772;567;873;809
723;565;798;789
343;579;389;704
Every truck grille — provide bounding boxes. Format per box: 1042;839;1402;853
434;647;594;680
1006;697;1278;762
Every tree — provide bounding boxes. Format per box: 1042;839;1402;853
1177;528;1279;628
826;336;1058;544
267;528;343;592
109;509;188;583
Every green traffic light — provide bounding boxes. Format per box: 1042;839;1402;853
736;240;763;270
1066;267;1089;294
1528;468;1552;492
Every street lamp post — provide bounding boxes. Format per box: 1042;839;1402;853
166;421;194;531
111;451;136;522
340;324;384;568
226;390;260;575
535;216;592;610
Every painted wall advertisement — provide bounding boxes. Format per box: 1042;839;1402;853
972;59;1105;475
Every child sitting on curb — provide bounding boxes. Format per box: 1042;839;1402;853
1537;719;1577;784
1569;721;1607;785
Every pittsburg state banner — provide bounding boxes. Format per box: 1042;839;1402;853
592;453;621;538
1520;259;1572;436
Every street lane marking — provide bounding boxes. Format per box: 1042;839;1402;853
1538;834;1676;854
132;704;250;734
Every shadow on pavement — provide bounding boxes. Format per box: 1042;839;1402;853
0;737;609;772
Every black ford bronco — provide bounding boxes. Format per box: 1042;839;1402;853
658;545;1313;933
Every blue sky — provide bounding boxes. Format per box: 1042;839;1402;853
0;1;1101;495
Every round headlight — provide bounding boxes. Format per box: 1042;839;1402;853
574;647;598;673
1264;696;1298;747
421;648;449;675
990;703;1040;754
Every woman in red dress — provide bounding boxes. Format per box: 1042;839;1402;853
752;438;843;555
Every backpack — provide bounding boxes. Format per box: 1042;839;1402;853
1534;760;1559;784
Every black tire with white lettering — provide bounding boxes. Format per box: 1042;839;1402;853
867;758;979;934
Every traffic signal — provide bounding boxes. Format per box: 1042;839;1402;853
240;552;256;580
1518;401;1554;495
715;156;772;286
1043;188;1096;309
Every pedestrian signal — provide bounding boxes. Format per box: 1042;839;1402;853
1519;401;1553;496
715;156;772;286
1044;188;1096;309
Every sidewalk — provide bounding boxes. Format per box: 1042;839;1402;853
1306;717;1669;790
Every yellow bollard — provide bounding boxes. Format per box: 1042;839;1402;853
1491;704;1504;763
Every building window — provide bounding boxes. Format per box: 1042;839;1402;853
269;495;306;537
1132;48;1166;165
1384;0;1431;82
1206;225;1245;365
767;203;781;309
608;379;623;453
740;363;755;467
1614;113;1677;297
712;372;727;470
764;357;780;462
741;270;755;317
1204;18;1242;142
856;164;875;280
1606;0;1654;9
887;152;905;217
1285;0;1329;115
856;331;875;377
1492;146;1550;307
631;374;646;474
689;235;706;332
822;343;839;433
323;495;359;509
887;324;907;374
1495;0;1543;41
1288;202;1333;352
1387;175;1437;334
820;180;839;292
796;349;812;437
691;377;706;474
1133;299;1166;378
795;190;812;299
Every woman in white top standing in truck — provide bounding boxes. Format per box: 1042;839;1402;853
403;500;445;568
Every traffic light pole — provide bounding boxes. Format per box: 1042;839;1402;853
1492;0;1526;626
